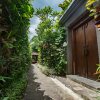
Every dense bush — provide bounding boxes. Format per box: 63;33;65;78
0;0;34;99
31;6;67;76
30;36;40;52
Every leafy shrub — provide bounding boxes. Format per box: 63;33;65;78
96;64;100;81
0;0;34;99
31;6;67;76
5;73;28;100
38;64;56;76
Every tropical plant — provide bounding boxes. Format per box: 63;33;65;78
31;6;67;75
58;0;72;11
86;0;100;20
95;64;100;81
30;36;40;52
0;0;34;99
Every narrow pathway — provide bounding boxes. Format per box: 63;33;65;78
23;64;74;100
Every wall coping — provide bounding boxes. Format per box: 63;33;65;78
59;0;86;26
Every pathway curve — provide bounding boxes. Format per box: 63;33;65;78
23;64;74;100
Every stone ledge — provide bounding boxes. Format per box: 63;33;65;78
67;75;100;90
55;76;100;100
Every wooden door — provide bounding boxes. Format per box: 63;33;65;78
85;20;99;79
73;20;99;79
74;25;86;77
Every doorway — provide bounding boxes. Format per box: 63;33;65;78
73;20;99;79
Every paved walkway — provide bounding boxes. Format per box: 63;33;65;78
23;64;74;100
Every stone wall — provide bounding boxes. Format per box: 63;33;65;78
96;28;100;63
66;29;73;74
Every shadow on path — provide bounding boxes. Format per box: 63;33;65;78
23;65;52;100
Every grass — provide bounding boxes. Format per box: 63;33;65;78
37;64;56;76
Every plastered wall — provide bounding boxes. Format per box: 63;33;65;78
96;27;100;63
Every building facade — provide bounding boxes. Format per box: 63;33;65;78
60;0;100;80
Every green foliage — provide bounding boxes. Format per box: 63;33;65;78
59;0;72;11
0;0;34;99
86;0;96;10
30;36;40;52
3;97;9;100
0;76;11;82
38;64;56;76
96;64;100;81
86;0;100;19
5;73;28;100
96;64;100;72
86;0;96;17
35;6;53;21
31;6;67;76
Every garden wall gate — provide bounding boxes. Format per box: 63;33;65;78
72;19;99;79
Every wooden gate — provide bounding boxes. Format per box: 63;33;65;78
73;19;99;79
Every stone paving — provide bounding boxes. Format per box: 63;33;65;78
23;64;100;100
23;64;74;100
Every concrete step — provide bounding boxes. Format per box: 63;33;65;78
67;75;100;90
54;76;100;100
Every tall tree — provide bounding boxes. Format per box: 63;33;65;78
31;6;67;75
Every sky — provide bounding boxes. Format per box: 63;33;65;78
29;0;64;40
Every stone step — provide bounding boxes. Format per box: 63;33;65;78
54;76;100;100
67;75;100;90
